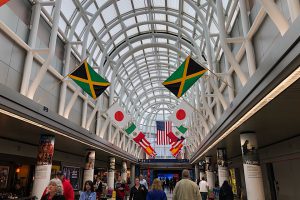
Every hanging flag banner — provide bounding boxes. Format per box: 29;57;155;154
125;123;137;137
174;125;188;138
162;55;207;98
106;103;130;128
68;60;110;99
167;132;180;144
170;139;184;157
156;121;172;145
169;101;193;126
0;0;9;7
133;132;156;157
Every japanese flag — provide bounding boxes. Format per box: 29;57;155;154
169;101;193;126
106;103;130;128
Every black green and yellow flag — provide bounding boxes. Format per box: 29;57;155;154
68;60;110;99
162;56;207;98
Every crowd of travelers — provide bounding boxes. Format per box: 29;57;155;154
32;169;235;200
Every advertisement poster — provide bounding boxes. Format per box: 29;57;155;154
85;150;95;170
37;134;55;166
62;166;81;190
240;133;259;165
217;148;227;167
32;134;55;199
229;168;238;195
240;133;265;199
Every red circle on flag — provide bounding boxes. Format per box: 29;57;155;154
176;109;186;120
115;111;124;121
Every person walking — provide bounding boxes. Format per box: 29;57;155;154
94;176;103;199
129;177;148;200
139;175;148;190
199;177;209;200
115;176;126;200
55;171;74;200
172;169;201;200
169;179;174;194
79;180;96;200
146;178;167;200
219;181;234;200
41;178;65;200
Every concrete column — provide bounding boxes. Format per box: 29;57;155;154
240;133;265;200
83;150;95;189
205;156;215;190
217;148;229;187
107;157;115;190
32;134;55;199
121;161;127;182
195;164;200;182
130;164;135;187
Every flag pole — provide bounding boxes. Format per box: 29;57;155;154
190;55;235;90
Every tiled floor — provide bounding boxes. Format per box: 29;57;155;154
164;188;173;200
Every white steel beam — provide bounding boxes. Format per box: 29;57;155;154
258;0;289;35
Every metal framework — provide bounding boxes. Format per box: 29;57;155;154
1;0;299;159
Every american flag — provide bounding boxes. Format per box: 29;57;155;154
156;121;172;145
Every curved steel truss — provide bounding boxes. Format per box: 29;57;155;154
7;0;297;158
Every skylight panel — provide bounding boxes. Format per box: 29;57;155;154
114;33;125;45
117;0;133;15
75;18;86;36
155;24;166;31
183;2;196;18
139;25;150;32
132;0;146;9
119;46;129;56
58;18;67;32
182;20;194;31
61;1;76;21
136;14;148;23
153;0;165;7
95;0;106;8
87;3;97;14
126;27;139;37
110;24;122;36
102;4;117;24
155;14;166;21
167;15;177;23
101;33;110;43
132;41;142;49
123;17;136;27
93;16;104;33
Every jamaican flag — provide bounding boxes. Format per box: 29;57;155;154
163;56;207;98
68;60;110;99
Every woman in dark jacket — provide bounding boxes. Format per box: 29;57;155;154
146;178;167;200
219;181;234;200
41;178;65;200
129;177;148;200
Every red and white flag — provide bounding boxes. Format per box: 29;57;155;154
106;103;130;128
169;101;193;126
170;139;184;156
0;0;9;7
133;132;156;157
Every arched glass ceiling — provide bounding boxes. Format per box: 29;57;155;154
42;0;238;132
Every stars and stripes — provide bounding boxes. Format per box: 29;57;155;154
156;121;172;145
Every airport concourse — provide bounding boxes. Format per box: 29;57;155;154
1;0;300;199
